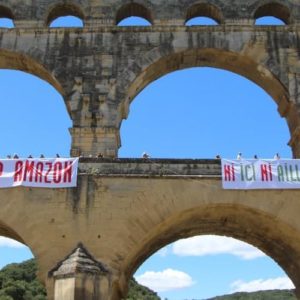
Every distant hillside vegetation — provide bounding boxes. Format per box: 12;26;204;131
207;289;296;300
0;259;46;300
0;259;159;300
126;278;160;300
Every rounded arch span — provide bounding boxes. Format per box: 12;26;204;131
253;1;291;24
116;2;153;25
0;219;25;244
122;204;300;297
0;49;75;119
118;48;288;123
0;4;14;19
185;2;223;25
45;2;85;26
0;219;44;284
0;49;64;97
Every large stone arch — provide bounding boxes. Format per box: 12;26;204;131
0;219;26;243
0;219;43;285
0;49;64;95
0;49;77;118
121;203;300;298
118;47;288;119
115;46;295;154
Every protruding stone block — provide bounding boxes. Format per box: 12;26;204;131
70;127;120;158
49;243;109;300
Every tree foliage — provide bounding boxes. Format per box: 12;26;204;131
0;259;46;300
126;277;160;300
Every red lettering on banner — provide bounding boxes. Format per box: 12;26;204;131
44;162;52;183
63;161;72;183
261;164;273;181
23;160;35;182
232;164;235;181
0;158;77;188
53;162;62;183
224;164;235;181
35;162;43;183
14;161;23;182
269;164;273;181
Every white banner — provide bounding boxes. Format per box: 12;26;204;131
222;159;300;189
0;158;78;188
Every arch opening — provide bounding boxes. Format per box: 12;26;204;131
46;4;84;27
0;18;14;28
0;69;71;158
116;3;153;26
0;5;14;28
134;235;295;299
118;16;152;26
50;16;84;28
124;205;300;298
254;3;290;25
255;16;286;25
186;16;218;26
0;223;46;299
185;3;223;25
119;49;291;159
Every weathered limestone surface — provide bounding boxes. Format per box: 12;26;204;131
1;159;300;299
1;1;300;156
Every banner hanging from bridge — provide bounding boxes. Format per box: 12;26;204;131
222;159;300;189
0;158;78;188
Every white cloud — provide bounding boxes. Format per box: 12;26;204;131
172;235;265;260
230;276;295;293
0;237;25;248
135;268;195;292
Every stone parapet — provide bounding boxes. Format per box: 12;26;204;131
78;158;221;177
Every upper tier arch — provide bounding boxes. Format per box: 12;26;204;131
0;49;64;96
185;2;223;25
45;3;85;26
117;47;288;125
0;0;298;26
253;1;291;24
115;2;153;25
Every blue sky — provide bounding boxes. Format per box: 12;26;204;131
0;14;295;300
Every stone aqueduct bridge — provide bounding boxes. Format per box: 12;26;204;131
1;0;300;299
2;159;300;300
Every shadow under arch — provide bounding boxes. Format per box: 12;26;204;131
116;2;153;25
185;2;223;25
253;1;291;24
45;3;85;27
0;5;14;20
122;203;300;297
118;48;289;131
